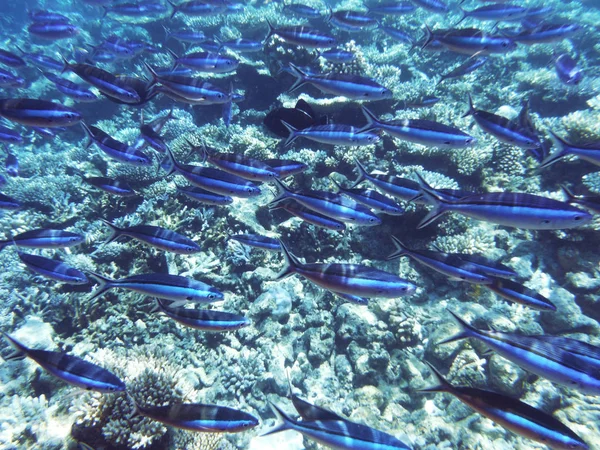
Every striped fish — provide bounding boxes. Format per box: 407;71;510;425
2;333;125;393
540;132;600;169
282;122;380;147
332;180;404;216
0;98;82;128
0;229;84;252
155;299;250;332
561;185;600;214
272;200;346;231
276;241;416;298
82;123;151;166
265;20;336;49
177;186;233;206
230;234;282;252
82;176;136;197
88;272;223;305
441;311;600;395
352;159;423;202
101;219;201;254
421;362;589;450
484;277;556;311
18;252;88;284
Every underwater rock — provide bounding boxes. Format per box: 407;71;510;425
540;287;599;334
249;285;293;324
263;99;328;138
488;355;526;397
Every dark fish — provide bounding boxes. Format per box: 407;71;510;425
360;106;475;148
0;49;26;68
101;219;201;254
265;20;337;49
263;99;327;138
540;132;600;169
132;401;258;432
155;299;250;332
138;110;175;153
485;277;556;311
272;200;346;231
82;123;151;166
441;311;600;395
0;98;82;127
0;125;22;144
464;95;540;151
230;234;281;251
417;180;592;230
177;186;233;206
82;176;136;197
6;153;18;177
0;229;85;252
42;72;98;102
421;362;589;450
554;52;583;85
423;26;516;54
438;53;488;84
288;64;392;101
332;180;404;216
283;3;321;18
165;149;261;198
28;9;70;22
0;192;21;210
18;252;88;284
2;333;125;393
89;272;222;305
276;241;416;298
264;159;308;178
386;237;491;284
561;185;600;214
28;22;79;40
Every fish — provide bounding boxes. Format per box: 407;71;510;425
539;132;600;169
18;252;88;284
0;192;21;210
416;179;592;230
431;248;517;278
331;179;404;216
352;159;423;202
230;234;282;251
168;50;239;74
438;53;488;84
378;25;415;47
101;219;201;254
457;4;529;25
275;241;416;298
510;23;581;44
366;2;416;16
264;159;308;178
42;72;98;103
0;229;85;252
28;9;70;23
360;106;475;148
2;333;126;393
103;1;168;17
263;99;328;138
81;176;136;197
554;52;583;85
177;186;233;206
82;123;151;166
328;10;378;32
88;272;223;305
464;94;540;151
316;49;355;65
484;277;556;310
386;237;492;284
164;27;206;43
0;98;82;128
271;200;347;231
282;122;380;147
282;3;321;18
165;149;262;198
216;37;263;53
5;153;18;177
420;362;589;450
0;68;24;87
16;47;63;71
132;401;258;432
155;299;250;332
136;109;175;153
265;20;337;49
287;64;392;101
28;22;79;40
440;310;600;395
412;0;449;13
168;0;225;18
423;27;516;55
270;179;382;226
560;185;600;214
0;49;26;68
262;402;413;449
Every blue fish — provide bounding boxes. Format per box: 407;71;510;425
82;123;151;166
272;200;346;231
5;152;18;177
82;176;136;197
177;186;233;206
155;299;250;332
0;192;21;210
265;20;336;49
18;252;88;284
0;98;82;128
230;234;282;252
0;229;85;252
540;132;600;169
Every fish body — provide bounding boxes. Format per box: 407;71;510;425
0;49;26;68
332;180;404;215
88;272;223;304
554;53;582;85
104;1;167;17
274;200;346;231
367;2;416;16
360;106;475;148
101;219;201;254
485;277;556;310
443;253;517;278
230;234;281;251
0;68;23;87
540;132;600;169
438;54;488;84
2;333;125;393
379;25;415;46
16;48;62;71
263;99;327;138
421;363;589;450
82;123;151;166
0;192;21;210
199;144;279;181
412;0;449;13
276;241;416;298
0;98;82;127
0;229;84;251
512;23;581;44
170;50;238;73
0;125;23;144
270;179;382;226
283;3;321;18
218;38;263;53
329;10;378;32
156;300;250;331
265;21;337;49
43;72;98;102
317;49;356;64
18;252;88;284
168;0;225;18
28;22;79;40
353;159;422;202
28;9;70;22
164;27;206;43
134;402;258;432
6;153;19;177
82;176;136;196
283;122;380;147
423;27;516;54
288;64;392;100
459;4;529;23
177;186;233;205
265;159;308;178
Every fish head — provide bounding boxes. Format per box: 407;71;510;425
465;136;477;147
205;288;225;302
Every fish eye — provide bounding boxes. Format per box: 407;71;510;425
574;216;583;221
502;42;508;47
541;219;551;224
186;296;194;300
208;293;217;299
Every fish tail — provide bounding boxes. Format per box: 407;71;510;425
268;179;293;207
164;148;180;176
80;122;94;149
281;120;298;147
259;403;294;437
263;18;275;44
162;25;171;41
539;131;571;169
286;63;308;93
273;240;299;280
0;240;11;252
102;6;109;18
1;332;28;361
385;236;411;260
560;184;577;202
87;272;116;301
454;8;466;26
462;93;476;118
421;24;434;50
351;158;369;188
418;361;455;394
168;0;177;19
166;48;180;70
358;105;381;133
100;219;123;245
436;310;477;345
60;55;71;75
415;173;450;229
